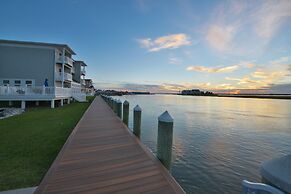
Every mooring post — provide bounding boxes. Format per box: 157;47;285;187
133;105;142;138
117;100;122;118
123;100;129;126
110;98;113;109
113;99;118;113
157;111;174;170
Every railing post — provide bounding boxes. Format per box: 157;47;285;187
157;111;173;170
117;100;122;118
123;100;129;126
133;105;142;138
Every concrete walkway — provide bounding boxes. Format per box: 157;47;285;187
0;187;36;194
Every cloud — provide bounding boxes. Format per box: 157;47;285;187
253;0;291;39
137;33;191;52
267;83;291;94
206;0;291;54
169;57;181;65
251;70;286;79
270;56;291;65
225;66;289;89
237;61;256;68
186;65;239;73
206;25;237;52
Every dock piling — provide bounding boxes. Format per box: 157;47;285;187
123;100;129;126
113;99;117;113
117;100;122;118
133;105;142;138
157;111;174;170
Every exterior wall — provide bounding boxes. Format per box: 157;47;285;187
0;45;55;87
73;62;81;83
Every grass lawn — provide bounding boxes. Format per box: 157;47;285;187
0;96;95;191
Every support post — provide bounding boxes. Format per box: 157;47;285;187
51;100;55;108
8;101;13;106
62;48;65;88
117;100;122;118
68;98;70;104
157;111;173;170
21;101;26;110
35;101;39;106
123;100;129;126
133;105;142;138
60;99;64;106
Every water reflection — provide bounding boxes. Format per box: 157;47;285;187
116;95;291;194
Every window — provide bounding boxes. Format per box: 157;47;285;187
26;80;32;87
14;80;21;87
3;80;9;85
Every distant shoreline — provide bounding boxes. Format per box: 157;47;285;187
216;94;291;100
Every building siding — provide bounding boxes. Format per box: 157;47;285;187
0;45;55;87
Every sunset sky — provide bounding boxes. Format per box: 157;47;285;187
1;0;291;93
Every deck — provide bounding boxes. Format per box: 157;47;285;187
34;96;185;194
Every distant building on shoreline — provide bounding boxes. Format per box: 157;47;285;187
95;89;150;96
180;89;215;96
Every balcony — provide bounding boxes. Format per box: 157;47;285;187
55;72;73;82
80;69;86;75
56;56;74;66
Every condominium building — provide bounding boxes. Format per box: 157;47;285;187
0;39;87;108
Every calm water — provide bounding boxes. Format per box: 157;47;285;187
115;95;291;194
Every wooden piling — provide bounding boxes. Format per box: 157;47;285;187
133;105;142;138
157;111;173;170
123;100;129;126
117;100;122;118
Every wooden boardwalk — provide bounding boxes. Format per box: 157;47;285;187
34;96;185;194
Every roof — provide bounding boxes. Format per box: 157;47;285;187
74;60;87;66
0;39;76;55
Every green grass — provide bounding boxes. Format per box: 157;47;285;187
0;96;95;191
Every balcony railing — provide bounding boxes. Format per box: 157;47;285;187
56;56;74;66
80;69;86;75
0;86;85;99
55;72;73;81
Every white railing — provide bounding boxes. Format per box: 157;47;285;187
55;87;72;97
56;56;74;66
81;69;86;75
0;86;85;99
55;72;73;81
0;86;55;96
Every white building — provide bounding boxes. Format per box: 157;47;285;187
0;39;87;109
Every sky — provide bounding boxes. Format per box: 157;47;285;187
1;0;291;94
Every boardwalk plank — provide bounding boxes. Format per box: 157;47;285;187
34;96;185;194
